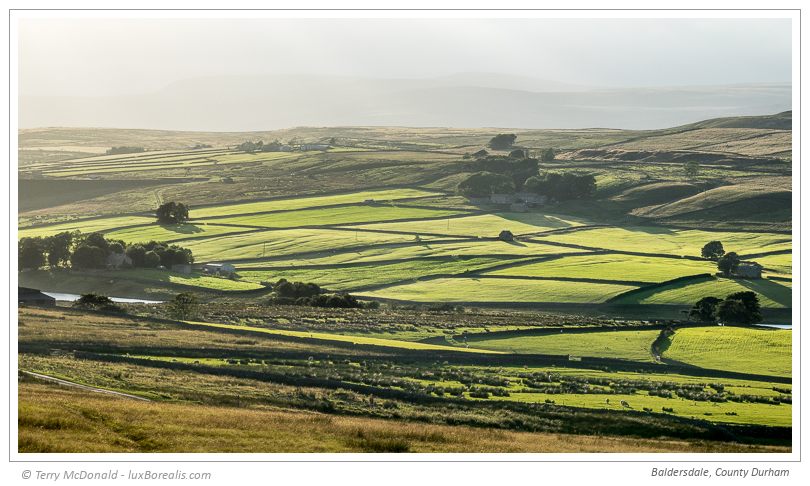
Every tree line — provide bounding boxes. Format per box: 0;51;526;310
19;231;193;271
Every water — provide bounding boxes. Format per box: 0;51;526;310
43;292;164;304
755;323;792;330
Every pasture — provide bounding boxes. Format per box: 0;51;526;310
662;327;792;377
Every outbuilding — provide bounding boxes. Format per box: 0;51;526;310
18;287;56;307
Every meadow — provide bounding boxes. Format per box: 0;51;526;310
17;115;793;452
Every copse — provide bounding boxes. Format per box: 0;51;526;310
156;202;190;224
524;171;596;201
487;134;517;150
18;237;46;271
688;291;761;325
456;171;515;197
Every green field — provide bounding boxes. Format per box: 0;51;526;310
485;254;714;283
238;257;516;291
540;226;792;257
191;188;439;218
104;222;258;243
360;277;637;303
662;326;791;377
462;329;660;361
355;212;588;237
615;276;792;308
19;216;156;238
198;205;465;229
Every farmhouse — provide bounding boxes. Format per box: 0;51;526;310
734;261;763;279
300;144;330;151
490;193;516;205
515;192;547;205
171;264;193;275
18;287;55;307
202;263;236;276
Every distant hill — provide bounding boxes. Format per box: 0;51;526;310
19;74;791;131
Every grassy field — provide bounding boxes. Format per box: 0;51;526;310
662;327;792;377
462;329;660;361
21;382;781;453
355;212;588;237
485;254;714;283
191;188;439;218
615;276;792;308
539;226;792;257
198;205;465;229
19;216;156;238
103;222;258;243
238;257;516;291
360;277;637;303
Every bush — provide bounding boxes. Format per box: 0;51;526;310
167;293;199;320
487;134;517;150
72;293;122;312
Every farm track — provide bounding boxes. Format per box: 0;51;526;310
19;370;151;401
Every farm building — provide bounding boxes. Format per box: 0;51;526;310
491;193;516;205
18;287;55;307
202;263;236;276
106;252;132;270
515;192;547;205
300;144;330;151
171;264;193;275
734;261;763;279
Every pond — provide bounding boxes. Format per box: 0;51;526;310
43;292;164;304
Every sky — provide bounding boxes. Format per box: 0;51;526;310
18;17;792;97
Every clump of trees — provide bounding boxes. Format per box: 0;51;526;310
156;202;190;224
456;171;514;197
523;172;596;200
235;140;264;153
126;241;193;268
717;252;741;277
688;291;762;324
72;293;122;313
18;231;193;271
701;241;725;260
268;278;371;309
487;134;517;150
106;146;145;155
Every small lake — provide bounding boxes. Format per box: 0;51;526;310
44;292;164;304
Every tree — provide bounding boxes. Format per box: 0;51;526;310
156;202;190;224
167;293;199;320
701;241;725;260
499;230;514;242
144;251;161;268
81;232;110;252
72;293;122;312
508;149;526;159
717;252;741;277
688;296;721;322
70;245;108;269
44;231;75;267
539;148;556;162
716;291;762;324
456;172;514;197
126;244;147;267
487;134;517;150
524;172;596;200
19;237;45;271
684;161;700;178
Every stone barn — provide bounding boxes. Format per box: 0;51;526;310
734;261;763;279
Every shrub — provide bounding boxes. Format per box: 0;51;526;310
72;293;122;312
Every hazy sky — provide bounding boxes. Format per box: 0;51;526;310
19;18;791;96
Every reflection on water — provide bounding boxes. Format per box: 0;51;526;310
43;292;163;304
